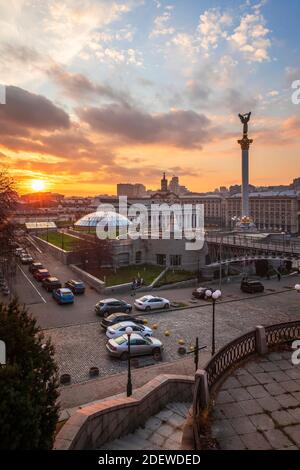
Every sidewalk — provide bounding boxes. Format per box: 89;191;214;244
58;352;210;416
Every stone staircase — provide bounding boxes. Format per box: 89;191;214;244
100;402;192;450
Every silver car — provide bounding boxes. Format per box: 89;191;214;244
106;321;153;340
106;333;163;360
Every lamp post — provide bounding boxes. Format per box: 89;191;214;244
205;289;222;356
281;231;286;253
46;218;49;242
126;326;133;397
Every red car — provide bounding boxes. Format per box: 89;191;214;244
33;269;51;281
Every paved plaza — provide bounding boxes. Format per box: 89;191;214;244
211;351;300;450
44;285;300;384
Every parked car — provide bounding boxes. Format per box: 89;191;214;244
52;288;74;304
241;279;264;294
15;247;24;257
95;298;132;317
192;287;215;299
20;254;33;265
42;277;62;292
101;312;144;330
65;280;85;294
33;269;50;281
106;333;163;360
106;321;153;340
29;262;43;274
134;295;170;311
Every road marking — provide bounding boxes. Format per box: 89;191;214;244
18;265;47;304
27;236;43;253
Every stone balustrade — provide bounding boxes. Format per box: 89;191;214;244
54;374;194;450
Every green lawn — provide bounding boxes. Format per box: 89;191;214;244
156;269;195;287
73;227;97;234
87;264;163;286
39;232;78;251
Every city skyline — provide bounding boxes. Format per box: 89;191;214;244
1;0;300;195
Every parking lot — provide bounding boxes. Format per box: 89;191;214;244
8;240;300;385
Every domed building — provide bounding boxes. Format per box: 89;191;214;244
74;211;130;230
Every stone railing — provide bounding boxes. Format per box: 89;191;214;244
192;320;300;449
54;374;193;450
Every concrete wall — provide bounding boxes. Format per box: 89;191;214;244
69;264;105;293
33;236;80;265
54;374;194;450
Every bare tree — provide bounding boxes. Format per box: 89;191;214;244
0;169;18;288
74;234;113;270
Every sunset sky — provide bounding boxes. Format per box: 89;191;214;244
0;0;300;195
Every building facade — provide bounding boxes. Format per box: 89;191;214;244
226;191;300;234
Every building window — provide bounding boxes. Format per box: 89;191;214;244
156;254;166;266
170;255;182;266
135;251;142;264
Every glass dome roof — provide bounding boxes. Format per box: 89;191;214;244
74;211;130;227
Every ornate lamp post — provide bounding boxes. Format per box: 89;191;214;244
126;326;133;397
205;289;222;356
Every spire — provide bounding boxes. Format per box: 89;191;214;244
161;172;168;192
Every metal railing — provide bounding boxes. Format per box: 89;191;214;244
207;234;300;255
205;331;256;389
265;321;300;346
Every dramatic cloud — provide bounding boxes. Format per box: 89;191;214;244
77;104;215;149
48;66;133;105
230;12;271;62
150;8;175;37
197;9;232;51
0;86;70;132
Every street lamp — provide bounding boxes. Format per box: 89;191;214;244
126;326;133;397
206;289;222;356
281;231;286;253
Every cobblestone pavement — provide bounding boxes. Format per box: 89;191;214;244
211;352;300;450
44;286;300;384
100;402;191;450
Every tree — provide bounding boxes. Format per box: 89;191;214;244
0;169;19;285
75;235;113;269
0;299;59;449
0;168;18;223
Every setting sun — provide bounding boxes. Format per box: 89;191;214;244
31;179;46;192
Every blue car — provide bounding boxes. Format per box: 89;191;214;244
65;280;85;294
52;288;74;305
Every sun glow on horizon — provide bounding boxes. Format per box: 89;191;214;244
31;179;46;192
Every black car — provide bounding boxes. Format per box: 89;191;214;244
29;262;43;274
241;280;264;294
192;287;214;299
42;277;62;292
95;298;132;317
101;312;145;329
65;280;86;294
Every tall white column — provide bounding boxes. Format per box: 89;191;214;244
238;136;253;219
242;148;249;217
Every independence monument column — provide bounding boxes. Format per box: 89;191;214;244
237;112;255;230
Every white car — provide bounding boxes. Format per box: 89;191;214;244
134;295;170;311
16;248;26;257
20;254;33;265
106;321;153;340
